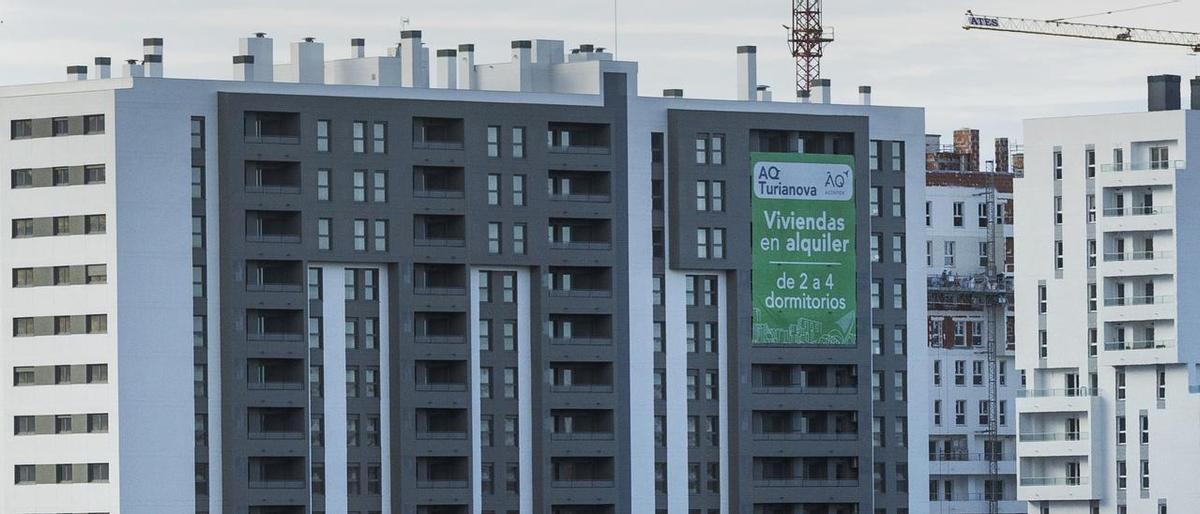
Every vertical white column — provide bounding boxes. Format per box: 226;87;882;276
664;271;690;514
516;269;533;514
377;265;392;513
321;265;348;514
468;269;483;514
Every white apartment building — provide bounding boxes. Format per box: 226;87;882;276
923;137;1021;514
1015;74;1200;514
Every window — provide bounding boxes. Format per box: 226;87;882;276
56;463;73;483
85;214;105;234
83;165;105;184
504;367;517;399
86;364;107;383
1117;415;1126;445
891;187;904;217
372;121;386;153
512;175;526;206
890;141;905;171
505;415;517;445
193;266;205;297
1117;459;1127;490
1116;368;1126;400
696;227;725;259
870;233;881;263
14;416;35;435
1140;414;1149;444
317;169;330;201
512;126;526;158
352;170;366;202
317;218;331;250
372;170;388;202
925;201;932;226
1157;367;1166;400
82;114;104;134
892;235;905;263
869;186;881;216
13;366;34;385
933;400;942;425
86;314;106;334
54;216;71;235
52;117;69;136
1150;146;1169;169
364;368;379;397
488;222;502;254
512;223;527;255
316;120;330;152
870;280;882;309
352;121;366;153
1053;150;1063;179
895;371;907;400
12;218;33;238
1055;240;1064;270
1141;459;1150;489
10;169;32;188
86;264;106;284
892;280;906;309
192;166;205;199
487;174;501;205
346;367;359;398
487;125;500;157
371;220;388;252
954;360;966;385
1054;196;1063;224
480;367;492;399
11;119;32;140
955;400;966;425
310;365;323;398
695;133;724;164
869;140;881;171
52;167;69;186
192;216;204;248
952;202;964;226
696;180;725;212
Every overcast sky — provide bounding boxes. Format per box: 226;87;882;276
3;0;1199;156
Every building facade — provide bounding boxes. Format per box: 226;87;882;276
0;32;925;514
923;131;1022;514
1015;75;1200;514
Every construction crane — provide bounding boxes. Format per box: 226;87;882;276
786;0;833;99
962;10;1200;52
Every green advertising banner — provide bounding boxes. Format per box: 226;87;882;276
751;152;857;345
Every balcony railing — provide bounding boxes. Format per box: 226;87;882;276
414;383;467;392
1019;431;1088;442
549;241;612;251
246;234;301;244
1103;251;1173;262
550;431;615;441
413;189;465;199
752;385;858;395
549;337;612;346
412;141;465;150
752;431;857;441
1103;205;1173;217
929;452;1014;462
548;144;610;155
549;288;612;298
1017;387;1096;398
413;286;467;296
247;381;304;391
248;479;305;489
753;478;859;488
551;479;615;488
247;332;304;342
1100;160;1184;172
1020;476;1087;486
1105;339;1174;351
248;431;305;440
414;238;466;248
415;431;468;440
1103;295;1174;307
928;272;1011;294
415;479;468;489
550;384;614;393
244;135;300;145
550;193;611;203
246;283;303;293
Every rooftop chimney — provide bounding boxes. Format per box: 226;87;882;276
858;86;872;106
239;33;274;82
124;59;144;78
812;79;831;104
351;38;365;58
663;88;684;98
737;46;757;101
798;90;811;103
757;85;772;102
457;44;475;90
995;137;1010;173
92;57;111;79
512;40;533;91
233;55;255;81
293;37;325;84
953;128;980;171
143;38;163;77
401;30;429;88
1148;74;1181;111
436;49;457;89
66;65;87;81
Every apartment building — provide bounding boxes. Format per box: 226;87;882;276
923;131;1021;513
0;32;925;514
1015;75;1200;514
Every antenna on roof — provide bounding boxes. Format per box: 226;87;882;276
401;17;411;32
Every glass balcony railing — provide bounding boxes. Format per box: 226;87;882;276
1016;387;1096;398
1019;431;1088;442
1103;295;1174;307
1102;205;1172;217
1100;160;1184;172
1103;251;1173;262
1105;339;1174;351
1020;476;1087;486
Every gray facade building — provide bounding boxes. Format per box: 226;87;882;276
0;32;925;514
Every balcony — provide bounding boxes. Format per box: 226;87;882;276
1103;205;1172;218
927;272;1011;294
246;260;303;293
1103;294;1175;322
1104;295;1174;307
549;170;611;202
750;364;858;395
415;408;468;440
414;215;465;247
549;217;612;251
413;264;466;296
1100;160;1184;173
414;360;467;392
413;117;464;150
247;407;305;440
245;210;301;244
1019;431;1087;443
550;362;614;393
244;111;300;145
247;456;305;489
1017;388;1095;398
548;266;612;299
548;314;612;346
551;409;614;441
752;410;857;441
1104;250;1173;262
413;166;465;199
415;456;468;489
551;457;614;488
547;123;610;155
245;161;301;194
246;309;304;342
246;358;305;391
414;312;465;344
1105;339;1173;351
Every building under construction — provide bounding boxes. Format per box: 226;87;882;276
924;130;1021;513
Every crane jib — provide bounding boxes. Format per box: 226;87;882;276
966;16;1001;28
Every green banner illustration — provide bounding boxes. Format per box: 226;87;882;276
751;152;857;345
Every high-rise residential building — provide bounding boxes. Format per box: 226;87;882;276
0;33;925;514
1016;74;1200;514
923;133;1021;513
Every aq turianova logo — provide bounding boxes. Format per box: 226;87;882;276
754;162;853;201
